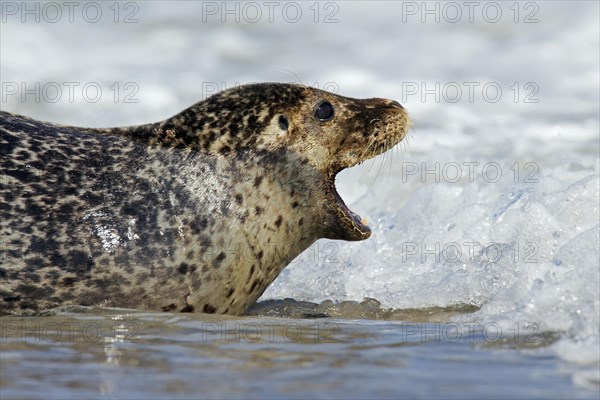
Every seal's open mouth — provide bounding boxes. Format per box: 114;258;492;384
325;167;372;242
325;130;408;241
320;101;409;241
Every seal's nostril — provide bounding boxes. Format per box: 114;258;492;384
389;100;403;109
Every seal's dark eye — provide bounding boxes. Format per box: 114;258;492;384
315;101;334;122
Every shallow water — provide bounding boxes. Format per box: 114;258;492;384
1;0;599;398
0;307;593;400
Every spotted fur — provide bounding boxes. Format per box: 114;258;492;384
0;83;409;315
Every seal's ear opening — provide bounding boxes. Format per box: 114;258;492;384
278;115;289;131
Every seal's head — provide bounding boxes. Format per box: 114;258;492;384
153;83;410;242
268;85;410;241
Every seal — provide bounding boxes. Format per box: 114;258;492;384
0;83;409;315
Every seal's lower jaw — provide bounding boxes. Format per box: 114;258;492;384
326;172;372;241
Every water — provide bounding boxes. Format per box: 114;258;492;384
0;308;593;399
1;1;599;398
